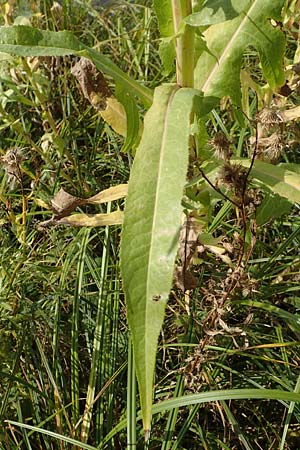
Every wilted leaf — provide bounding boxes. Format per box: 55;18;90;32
0;25;153;107
71;58;127;135
40;184;127;227
100;97;127;136
51;188;85;218
57;210;123;227
71;57;112;109
88;184;128;204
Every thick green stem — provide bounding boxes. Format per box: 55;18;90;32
172;0;194;87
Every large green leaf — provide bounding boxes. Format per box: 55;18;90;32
186;0;246;27
121;84;197;433
0;25;153;107
194;0;285;103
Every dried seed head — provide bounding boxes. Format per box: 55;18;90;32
244;188;263;211
218;162;248;193
209;132;232;161
0;148;25;188
257;132;284;162
256;107;284;129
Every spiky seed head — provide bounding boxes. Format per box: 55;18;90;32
257;132;284;162
209;132;232;161
256;108;284;127
218;162;248;192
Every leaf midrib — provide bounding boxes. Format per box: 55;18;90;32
145;86;178;362
202;0;256;93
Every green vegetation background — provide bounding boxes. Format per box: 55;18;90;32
1;1;300;449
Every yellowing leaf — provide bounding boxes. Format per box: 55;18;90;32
100;97;127;136
39;184;127;228
88;184;128;204
58;210;123;227
34;198;50;209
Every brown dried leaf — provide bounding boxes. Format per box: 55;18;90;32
51;188;85;218
42;184;128;228
71;57;111;110
71;57;127;135
174;266;198;291
178;216;200;267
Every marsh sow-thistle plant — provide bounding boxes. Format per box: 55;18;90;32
2;0;300;446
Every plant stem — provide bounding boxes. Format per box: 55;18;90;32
172;0;194;87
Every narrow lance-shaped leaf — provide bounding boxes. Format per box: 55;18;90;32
194;0;285;104
0;25;153;107
121;84;197;433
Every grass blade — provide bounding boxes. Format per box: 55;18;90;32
5;421;98;450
